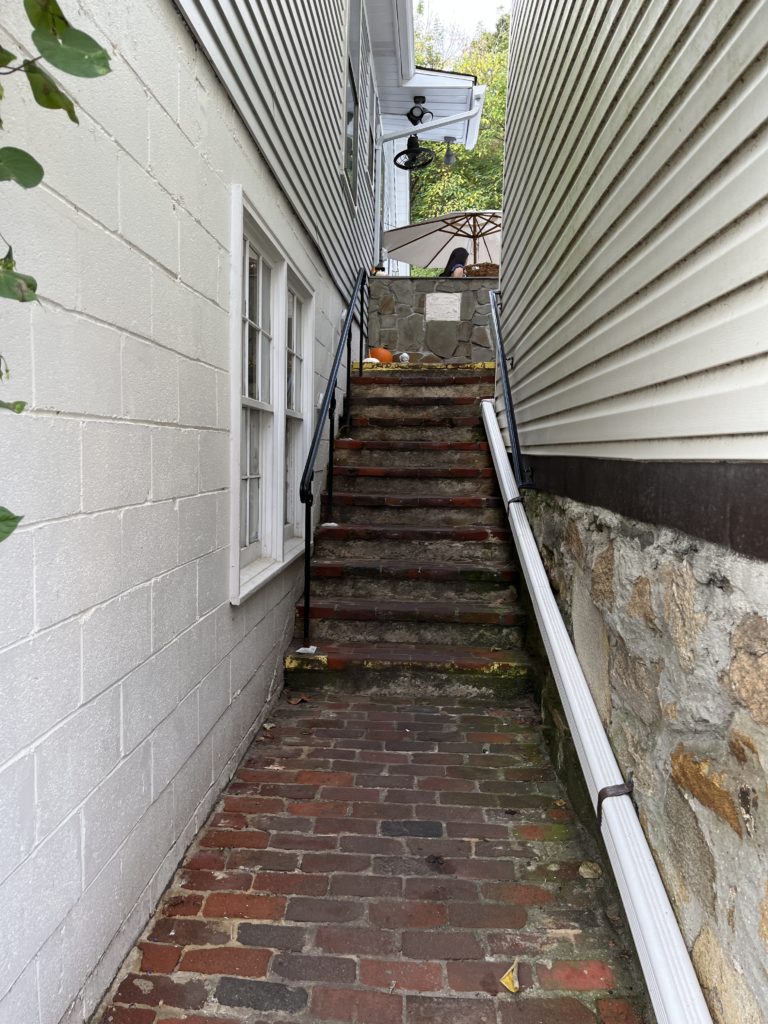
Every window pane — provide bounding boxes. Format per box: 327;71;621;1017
261;263;271;333
287;294;294;352
240;410;248;475
261;335;271;404
247;324;258;398
294;299;303;357
239;477;247;548
248;477;259;544
286;352;295;412
248;253;259;324
345;68;358;191
249;410;260;476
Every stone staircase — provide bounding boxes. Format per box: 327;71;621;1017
284;364;532;696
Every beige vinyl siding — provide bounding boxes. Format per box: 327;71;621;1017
500;0;768;461
176;0;377;296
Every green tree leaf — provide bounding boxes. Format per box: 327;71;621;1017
23;60;78;122
32;25;111;78
0;47;17;68
0;399;27;413
0;247;38;302
0;147;44;188
0;507;23;543
24;0;68;36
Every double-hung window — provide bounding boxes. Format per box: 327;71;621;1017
240;244;273;563
343;0;362;198
230;191;312;603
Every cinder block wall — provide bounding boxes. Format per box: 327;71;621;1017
0;3;341;1021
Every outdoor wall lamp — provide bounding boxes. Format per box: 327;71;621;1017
406;96;433;125
443;137;457;167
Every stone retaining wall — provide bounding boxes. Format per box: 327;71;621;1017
524;490;768;1024
368;276;498;363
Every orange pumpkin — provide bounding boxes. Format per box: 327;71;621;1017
369;347;393;363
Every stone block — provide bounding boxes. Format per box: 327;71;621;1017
152;427;200;501
79;218;153;338
0;414;81;526
391;280;414;305
470;326;491;349
426;294;461;322
0;964;39;1024
152;691;200;793
82;421;152;513
121;642;181;754
199;659;232;740
123;338;179;424
460;290;475;321
722;613;768;726
152;561;198;649
179;359;219;429
35;687;122;838
82;742;152;885
120;785;175;911
379;293;395;315
397;314;425;349
173;734;214;832
197;546;229;616
0;756;35;883
426;322;459;359
572;574;611;722
35;512;124;628
119;155;179;272
458;322;472;342
178;492;218;563
368;312;380;344
122;500;179;588
0;530;34;649
82;585;152;701
179;612;220;696
1;815;81;994
179;211;220;301
34;309;122;418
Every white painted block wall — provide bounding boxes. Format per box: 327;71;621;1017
0;2;342;1021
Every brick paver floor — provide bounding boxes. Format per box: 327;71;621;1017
96;693;652;1024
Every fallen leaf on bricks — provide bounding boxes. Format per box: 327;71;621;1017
579;861;602;879
499;959;519;993
287;694;310;705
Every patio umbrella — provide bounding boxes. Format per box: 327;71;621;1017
383;210;502;268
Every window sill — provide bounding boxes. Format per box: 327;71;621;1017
233;538;305;605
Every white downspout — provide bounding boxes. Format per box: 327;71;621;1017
480;400;713;1024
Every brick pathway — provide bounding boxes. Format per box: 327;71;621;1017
96;693;651;1024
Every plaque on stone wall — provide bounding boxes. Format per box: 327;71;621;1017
425;293;461;322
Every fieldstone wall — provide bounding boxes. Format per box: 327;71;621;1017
368;276;498;363
523;490;768;1024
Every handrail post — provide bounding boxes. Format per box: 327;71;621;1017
303;492;313;643
489;289;526;489
327;392;336;521
359;275;366;376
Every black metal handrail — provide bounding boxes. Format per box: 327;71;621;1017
299;268;368;643
489;289;527;489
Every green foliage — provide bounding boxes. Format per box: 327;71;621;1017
410;11;509;245
0;2;111;542
0;145;44;186
0;507;23;542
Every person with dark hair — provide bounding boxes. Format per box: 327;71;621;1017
440;246;469;277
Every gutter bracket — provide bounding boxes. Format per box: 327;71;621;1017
597;774;634;827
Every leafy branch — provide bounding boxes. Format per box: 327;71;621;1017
0;0;111;542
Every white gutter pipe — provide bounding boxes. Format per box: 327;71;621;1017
480;400;713;1024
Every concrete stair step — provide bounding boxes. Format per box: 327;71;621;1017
324;492;505;527
350;399;484;422
284;641;532;696
334;438;491;468
347;415;483;441
295;597;525;647
355;369;494;387
331;465;497;495
309;557;518;602
314;523;513;561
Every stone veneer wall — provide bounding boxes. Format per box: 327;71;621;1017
523;490;768;1024
368;276;498;363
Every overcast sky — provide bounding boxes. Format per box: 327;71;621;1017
415;0;508;41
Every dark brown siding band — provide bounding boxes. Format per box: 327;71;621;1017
524;456;768;563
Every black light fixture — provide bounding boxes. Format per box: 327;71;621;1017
406;95;433;126
393;134;435;171
443;136;457;167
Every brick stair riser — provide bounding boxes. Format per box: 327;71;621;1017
325;504;506;528
311;575;517;603
283;664;532;696
334;447;492;468
352;382;493;399
294;616;525;649
314;536;514;562
330;475;497;496
346;422;484;442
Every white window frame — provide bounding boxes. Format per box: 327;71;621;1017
228;187;313;604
